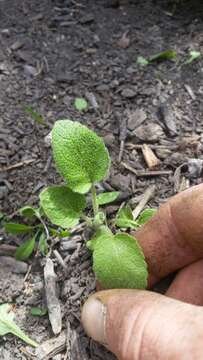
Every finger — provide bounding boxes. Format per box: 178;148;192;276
132;184;203;285
82;289;203;360
166;259;203;305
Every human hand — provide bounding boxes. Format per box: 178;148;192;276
81;184;203;360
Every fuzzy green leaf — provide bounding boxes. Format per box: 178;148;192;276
4;223;34;235
92;227;148;289
40;185;86;228
74;98;88;111
115;205;139;229
30;307;47;317
0;304;38;347
97;191;120;205
137;208;157;225
15;236;36;261
52;120;110;194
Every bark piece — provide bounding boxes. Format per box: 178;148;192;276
142;144;161;169
35;331;66;360
44;258;62;335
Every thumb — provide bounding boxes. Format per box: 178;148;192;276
81;290;203;360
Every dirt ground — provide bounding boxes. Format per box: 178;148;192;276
1;0;203;358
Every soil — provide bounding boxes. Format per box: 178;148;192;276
1;0;203;359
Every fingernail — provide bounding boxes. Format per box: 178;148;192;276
81;297;107;345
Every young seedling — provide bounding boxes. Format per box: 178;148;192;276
137;50;177;66
38;120;156;289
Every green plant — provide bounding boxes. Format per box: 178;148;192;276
137;50;177;66
39;120;156;289
5;120;156;289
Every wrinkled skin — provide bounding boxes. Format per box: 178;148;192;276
82;184;203;360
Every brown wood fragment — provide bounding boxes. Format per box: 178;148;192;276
35;331;66;359
141;144;161;169
44;258;62;335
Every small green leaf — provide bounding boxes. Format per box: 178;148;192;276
137;208;157;226
149;50;177;62
38;232;48;256
58;229;70;238
40;185;86;228
137;56;149;66
19;206;40;220
92;227;148;289
15;236;36;261
0;304;38;347
97;191;120;205
24;105;45;125
30;307;47;317
4;223;34;235
93;211;106;227
0;212;4;221
115;205;139;229
74;98;88;112
184;50;201;65
52;120;110;194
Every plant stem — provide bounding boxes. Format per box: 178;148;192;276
91;184;99;217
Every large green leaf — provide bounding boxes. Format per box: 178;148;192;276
40;185;86;228
52;120;110;194
90;227;148;289
0;304;38;347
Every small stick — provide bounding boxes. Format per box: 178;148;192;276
118;116;127;163
44;258;62;335
122;162;172;177
184;84;196;100
136;170;172;177
118;140;125;163
0;159;36;172
121;161;137;175
132;185;156;220
53;249;67;270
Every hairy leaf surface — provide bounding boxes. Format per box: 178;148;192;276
91;227;148;289
40;185;86;228
52;120;110;193
97;191;120;205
